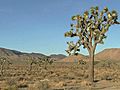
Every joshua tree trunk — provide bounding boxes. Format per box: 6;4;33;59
88;43;96;84
89;50;95;83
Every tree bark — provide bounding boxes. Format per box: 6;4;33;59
89;49;95;84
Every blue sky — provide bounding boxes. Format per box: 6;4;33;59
0;0;120;55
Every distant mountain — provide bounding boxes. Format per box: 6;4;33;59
95;48;120;61
0;48;66;62
61;54;88;62
60;48;120;62
50;54;66;60
0;48;47;61
0;48;120;62
0;48;19;56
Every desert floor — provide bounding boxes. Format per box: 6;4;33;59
0;60;120;90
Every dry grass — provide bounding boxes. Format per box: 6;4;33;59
0;60;120;90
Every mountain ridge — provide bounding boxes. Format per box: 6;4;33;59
0;47;66;61
0;47;120;62
95;48;120;61
62;48;120;62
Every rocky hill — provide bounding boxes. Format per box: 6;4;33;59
0;48;67;62
61;48;120;62
50;54;66;61
61;54;88;62
0;48;120;62
95;48;120;61
0;48;47;61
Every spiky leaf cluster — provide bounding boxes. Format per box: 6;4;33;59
65;6;119;55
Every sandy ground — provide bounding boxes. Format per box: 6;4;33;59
0;60;120;90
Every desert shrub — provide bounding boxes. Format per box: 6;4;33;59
6;78;17;87
101;74;113;81
5;78;17;90
17;84;28;89
95;60;119;70
28;81;50;90
5;85;17;90
38;81;50;90
78;60;86;65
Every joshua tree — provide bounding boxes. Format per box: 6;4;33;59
64;6;119;84
27;56;39;72
42;56;53;70
0;56;12;75
27;56;53;72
